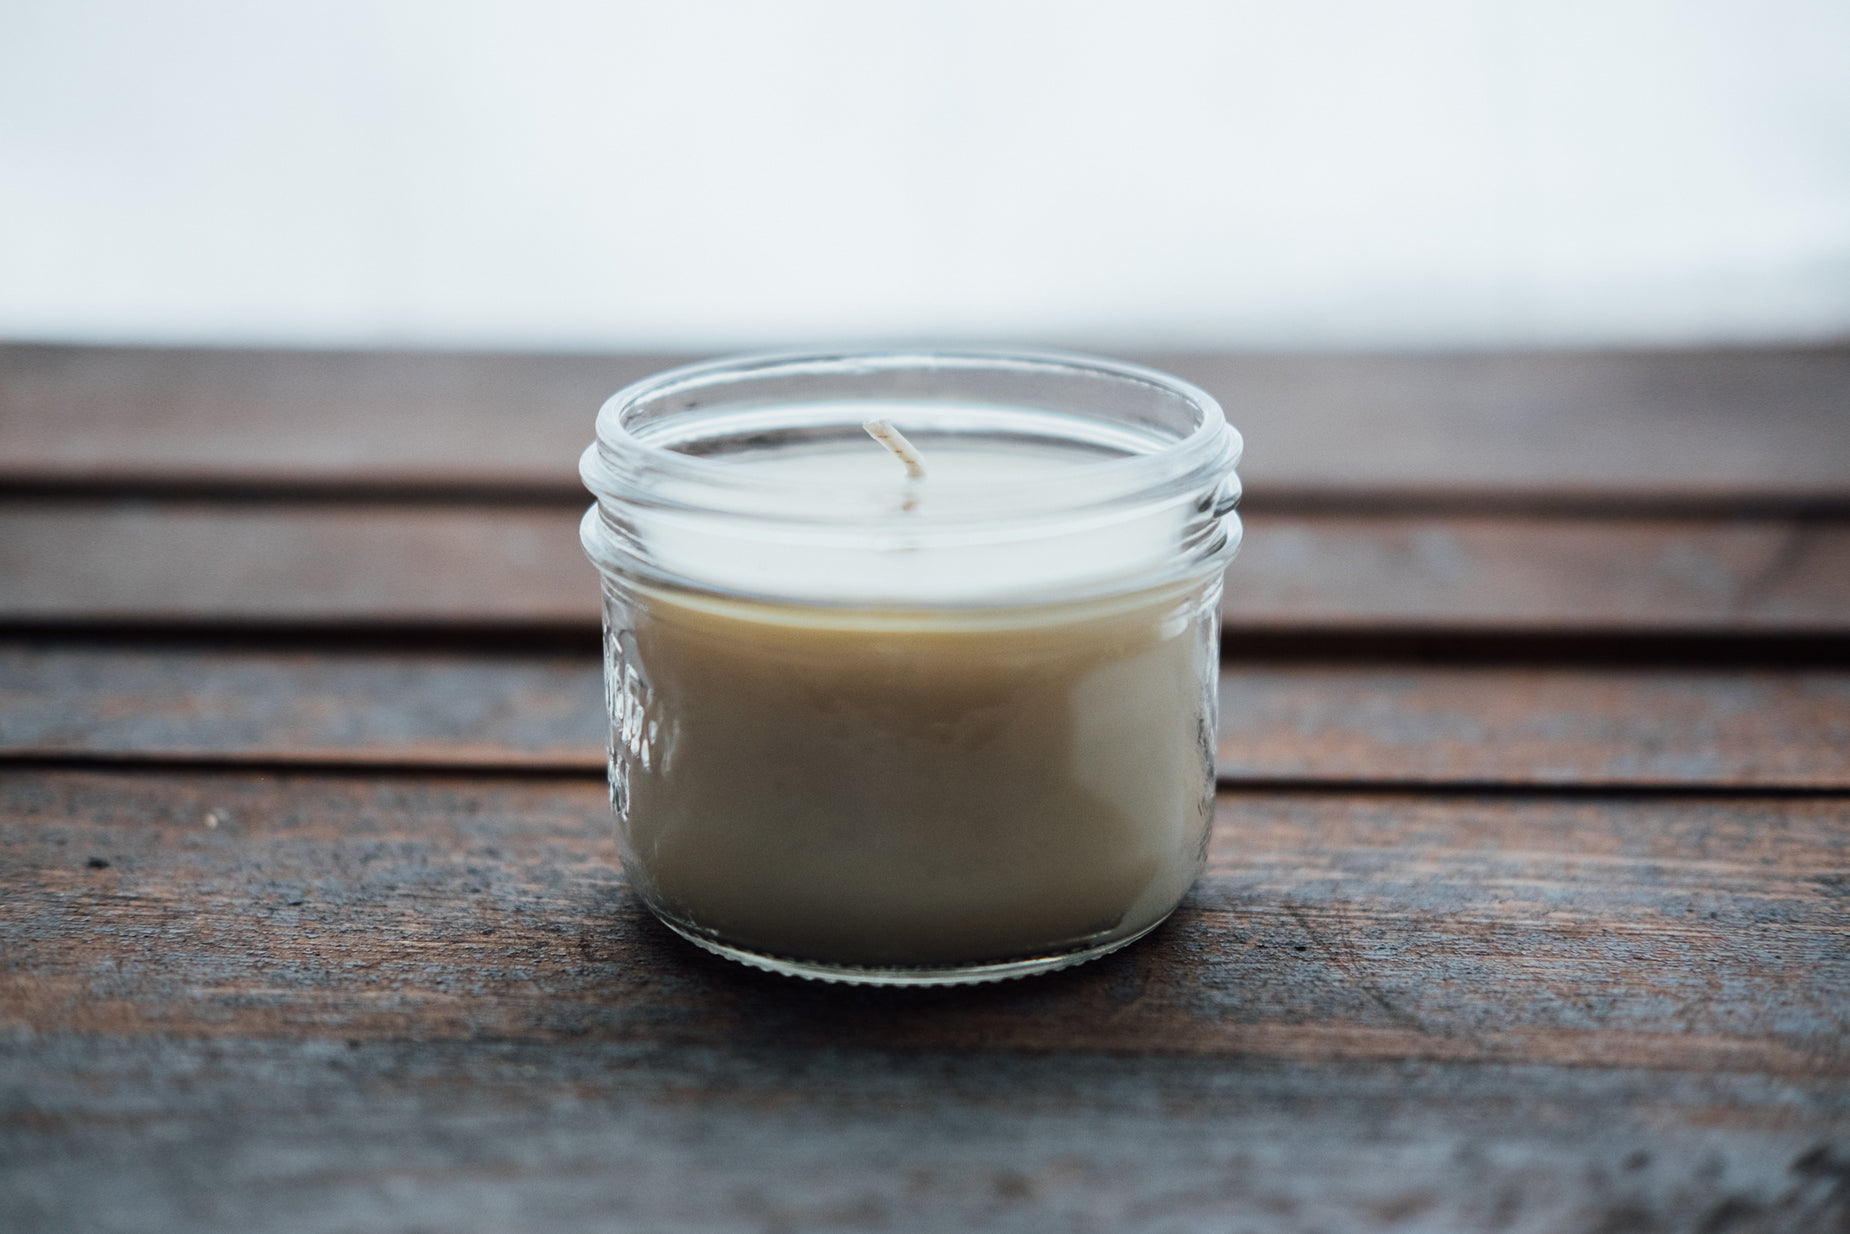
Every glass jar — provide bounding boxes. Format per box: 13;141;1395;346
580;350;1242;985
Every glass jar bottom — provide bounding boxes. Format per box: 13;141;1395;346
655;910;1175;987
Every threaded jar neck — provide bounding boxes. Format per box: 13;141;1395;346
581;349;1243;608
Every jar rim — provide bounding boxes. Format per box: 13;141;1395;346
580;348;1243;608
582;348;1241;521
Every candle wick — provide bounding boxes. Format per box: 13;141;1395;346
863;419;928;481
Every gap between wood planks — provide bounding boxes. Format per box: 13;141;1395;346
2;755;1845;803
4;621;1849;664
10;475;1850;518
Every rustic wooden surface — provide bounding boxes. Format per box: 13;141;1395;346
7;342;1850;505
6;645;1849;788
3;343;1848;1233
6;505;1849;634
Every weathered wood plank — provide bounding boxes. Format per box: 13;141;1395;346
5;505;1848;633
0;345;679;493
5;1034;1846;1234
6;343;1849;504
1217;666;1850;787
1220;514;1850;633
0;504;595;624
6;646;1850;788
3;770;1844;1075
0;645;606;769
1155;345;1850;505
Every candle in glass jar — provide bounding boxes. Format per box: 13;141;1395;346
581;354;1242;984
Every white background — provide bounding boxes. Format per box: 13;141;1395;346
3;0;1847;350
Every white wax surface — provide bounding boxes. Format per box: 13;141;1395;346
715;434;1105;487
631;419;1202;606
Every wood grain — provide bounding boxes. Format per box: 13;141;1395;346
0;645;606;770
1153;345;1850;505
1222;513;1850;632
6;504;1848;634
6;1035;1846;1234
6;769;1848;1231
0;504;595;624
7;342;1849;504
6;646;1850;789
0;345;678;494
3;769;1844;1074
1216;665;1850;787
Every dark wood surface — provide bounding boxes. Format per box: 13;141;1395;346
3;343;1848;1233
6;505;1849;634
8;342;1850;505
6;646;1849;788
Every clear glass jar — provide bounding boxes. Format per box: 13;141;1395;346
580;350;1242;985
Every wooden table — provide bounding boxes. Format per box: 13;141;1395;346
3;343;1848;1232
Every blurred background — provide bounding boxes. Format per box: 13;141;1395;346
3;0;1847;353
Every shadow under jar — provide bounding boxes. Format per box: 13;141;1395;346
580;350;1243;985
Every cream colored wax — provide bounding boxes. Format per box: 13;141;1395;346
606;577;1219;969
